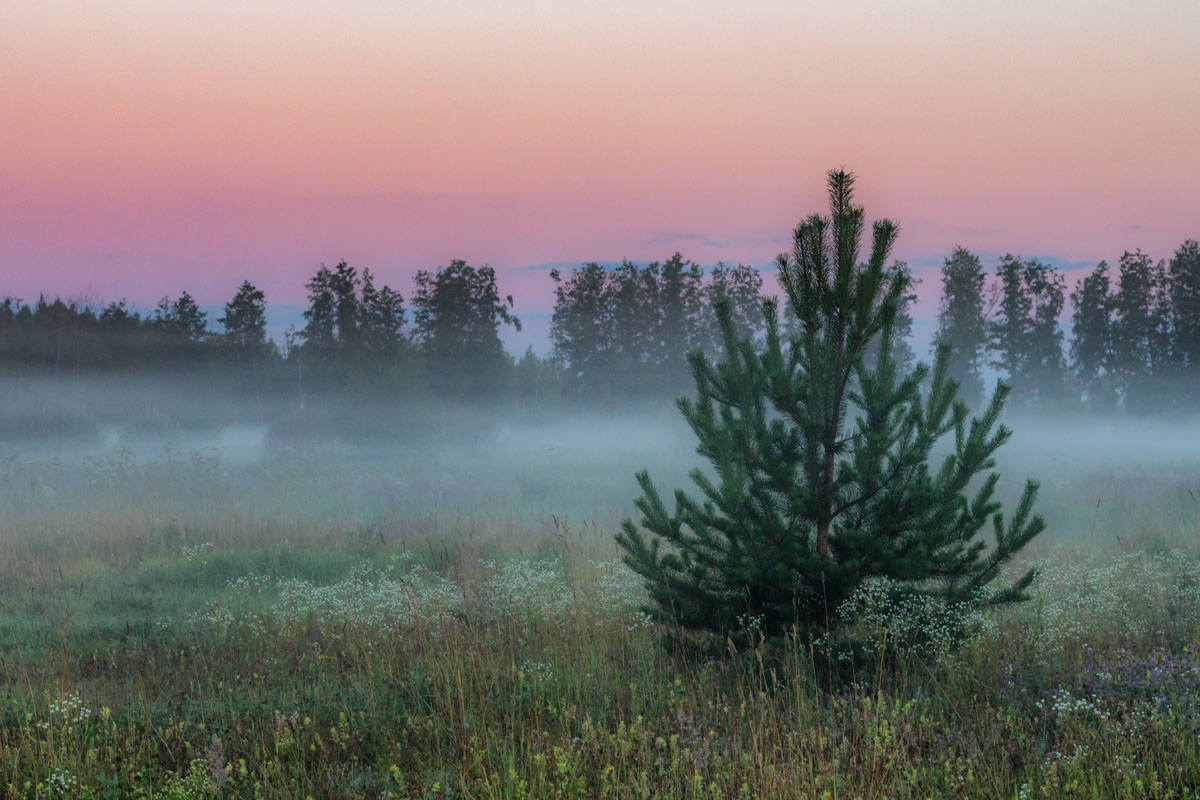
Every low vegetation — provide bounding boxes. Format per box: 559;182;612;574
1;428;1200;799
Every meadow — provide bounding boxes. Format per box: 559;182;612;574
2;394;1200;799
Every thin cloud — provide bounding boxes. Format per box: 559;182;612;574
507;309;552;321
80;250;125;265
909;250;1098;273
642;231;789;250
643;232;709;245
935;227;1004;237
700;235;790;249
517;260;649;272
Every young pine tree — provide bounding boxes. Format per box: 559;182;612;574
617;170;1044;639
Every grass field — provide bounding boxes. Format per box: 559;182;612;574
3;411;1200;799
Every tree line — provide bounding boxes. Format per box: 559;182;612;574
935;240;1200;414
0;262;528;402
0;285;268;374
2;239;1198;413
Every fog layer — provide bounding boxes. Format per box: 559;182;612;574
1;375;1197;553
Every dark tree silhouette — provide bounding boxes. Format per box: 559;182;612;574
1069;262;1116;409
152;291;208;343
989;256;1066;407
703;262;766;354
550;258;766;398
1168;240;1200;403
550;262;617;391
412;260;520;396
359;268;407;362
301;265;338;358
1112;250;1171;413
219;281;270;358
934;247;988;408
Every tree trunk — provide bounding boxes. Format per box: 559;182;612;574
817;446;835;557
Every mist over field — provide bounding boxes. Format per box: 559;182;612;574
2;373;1196;554
0;373;691;526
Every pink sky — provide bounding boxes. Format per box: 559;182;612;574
2;1;1198;353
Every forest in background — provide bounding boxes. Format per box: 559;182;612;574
2;238;1199;423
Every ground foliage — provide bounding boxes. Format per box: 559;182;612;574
1;429;1200;798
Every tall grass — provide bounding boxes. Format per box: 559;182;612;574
2;431;1200;798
